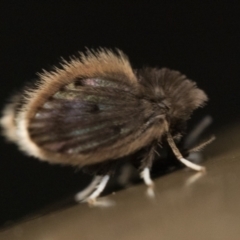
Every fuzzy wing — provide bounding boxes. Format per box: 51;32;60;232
5;50;166;166
27;78;155;165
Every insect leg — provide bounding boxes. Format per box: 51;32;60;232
139;143;157;187
75;175;110;204
75;175;105;202
140;167;153;187
167;133;205;171
87;175;110;205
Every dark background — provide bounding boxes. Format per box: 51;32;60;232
0;1;239;227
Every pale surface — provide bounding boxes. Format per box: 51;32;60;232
1;123;240;240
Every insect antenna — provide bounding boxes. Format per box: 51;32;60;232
187;135;215;153
184;116;213;148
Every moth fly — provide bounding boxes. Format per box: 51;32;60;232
1;49;212;204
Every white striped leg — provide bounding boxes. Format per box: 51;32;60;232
140;168;153;187
87;175;110;204
140;168;155;198
75;175;110;204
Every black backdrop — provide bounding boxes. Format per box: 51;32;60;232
1;1;240;226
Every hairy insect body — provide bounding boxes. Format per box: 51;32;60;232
1;49;209;203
